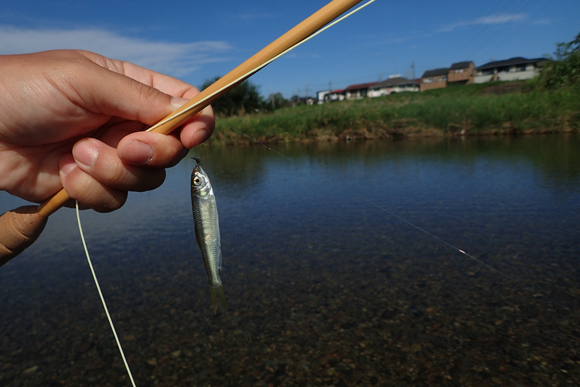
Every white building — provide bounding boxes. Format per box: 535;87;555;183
344;82;377;100
474;57;548;84
316;90;330;105
368;77;420;97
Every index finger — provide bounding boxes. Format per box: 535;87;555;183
78;50;202;99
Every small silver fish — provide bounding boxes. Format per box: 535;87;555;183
191;158;227;313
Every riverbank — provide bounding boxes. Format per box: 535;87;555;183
208;82;580;144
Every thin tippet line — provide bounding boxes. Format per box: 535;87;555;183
223;125;517;282
360;197;516;281
76;201;137;387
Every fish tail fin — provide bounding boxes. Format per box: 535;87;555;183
210;285;227;314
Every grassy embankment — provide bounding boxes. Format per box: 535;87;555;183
209;81;580;144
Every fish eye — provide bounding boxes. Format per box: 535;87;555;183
193;177;202;186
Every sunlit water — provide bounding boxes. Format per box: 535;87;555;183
1;134;579;386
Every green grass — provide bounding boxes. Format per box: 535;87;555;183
209;82;580;144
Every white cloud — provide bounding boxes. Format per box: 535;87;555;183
532;18;554;25
475;14;526;24
439;13;526;32
0;26;232;77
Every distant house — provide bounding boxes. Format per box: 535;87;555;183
420;68;448;91
474;57;548;83
316;90;330;105
368;77;420;97
290;96;316;106
448;61;475;85
344;82;376;100
317;89;345;103
328;89;345;102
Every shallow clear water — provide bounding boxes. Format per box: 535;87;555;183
1;134;579;386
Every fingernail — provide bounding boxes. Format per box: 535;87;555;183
74;140;99;168
120;140;154;165
171;97;190;110
192;130;208;146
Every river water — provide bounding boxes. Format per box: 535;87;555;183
1;134;579;386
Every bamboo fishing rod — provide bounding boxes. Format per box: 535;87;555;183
0;0;368;265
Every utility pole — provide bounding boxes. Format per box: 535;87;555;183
411;61;416;80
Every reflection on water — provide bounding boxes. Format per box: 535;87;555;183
1;134;579;386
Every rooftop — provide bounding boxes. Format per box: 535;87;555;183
477;57;549;70
371;77;420;88
344;82;377;91
450;61;473;70
421;68;449;78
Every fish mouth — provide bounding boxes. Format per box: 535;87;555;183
192;157;203;174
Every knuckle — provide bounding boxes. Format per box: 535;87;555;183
63;165;127;212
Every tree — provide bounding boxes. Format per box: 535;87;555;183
262;92;290;112
537;32;580;89
200;77;263;116
554;32;580;60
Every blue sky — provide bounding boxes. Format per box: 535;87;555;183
1;0;578;98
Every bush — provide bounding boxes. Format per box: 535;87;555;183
537;32;580;89
200;77;264;116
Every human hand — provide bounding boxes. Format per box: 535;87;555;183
0;50;214;212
